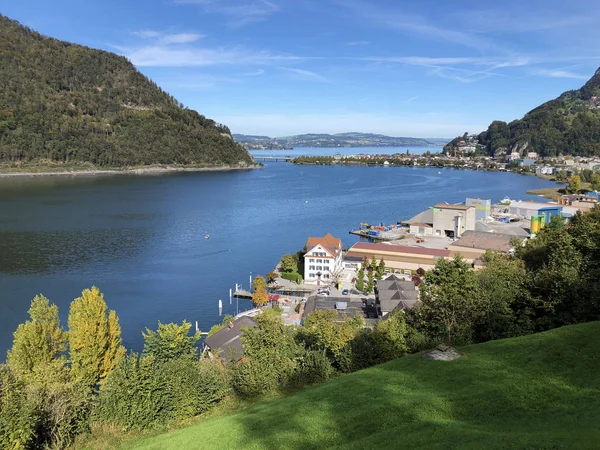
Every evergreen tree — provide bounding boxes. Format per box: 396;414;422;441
366;270;375;293
355;269;365;292
68;286;125;387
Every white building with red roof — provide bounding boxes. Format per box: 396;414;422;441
303;233;343;283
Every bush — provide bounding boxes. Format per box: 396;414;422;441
230;357;279;398
293;349;335;386
0;366;36;449
281;272;303;284
95;354;230;430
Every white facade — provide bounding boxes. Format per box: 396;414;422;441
303;235;343;284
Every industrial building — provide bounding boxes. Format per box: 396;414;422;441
466;197;491;221
448;231;520;263
505;201;563;222
403;202;476;238
345;242;451;272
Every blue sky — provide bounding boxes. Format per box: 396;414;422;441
3;0;600;137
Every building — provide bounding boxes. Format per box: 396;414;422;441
303;233;343;284
519;159;536;168
527;152;539;159
559;194;598;211
466;198;491;221
535;166;556;176
432;203;476;237
202;316;258;363
302;295;377;322
448;231;520;263
507;201;563;222
403;203;476;238
345;242;451;272
375;274;419;317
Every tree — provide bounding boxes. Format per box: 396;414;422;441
253;275;267;292
591;173;600;192
266;271;278;283
370;256;377;270
376;258;385;280
142;320;201;362
366;270;375;293
6;295;67;380
355;269;365;292
555;170;567;182
418;256;482;346
68;286;125;387
568;175;581;194
372;311;410;361
252;288;269;306
280;254;296;272
301;310;363;357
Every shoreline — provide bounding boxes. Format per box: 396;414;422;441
0;164;261;178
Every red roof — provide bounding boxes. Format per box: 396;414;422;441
305;233;342;257
349;242;450;258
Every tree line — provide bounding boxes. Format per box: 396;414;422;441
2;206;600;448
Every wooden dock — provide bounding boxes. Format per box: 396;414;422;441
233;289;253;299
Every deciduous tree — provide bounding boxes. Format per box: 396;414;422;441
253;275;267;292
68;286;125;387
142;320;201;362
252;288;269;306
280;254;296;272
568;175;581;194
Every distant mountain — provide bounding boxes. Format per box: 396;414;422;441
445;67;600;157
0;15;252;168
234;133;446;149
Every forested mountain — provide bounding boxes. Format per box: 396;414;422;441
445;67;600;157
0;15;253;168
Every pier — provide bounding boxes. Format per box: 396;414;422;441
253;156;293;163
232;289;253;299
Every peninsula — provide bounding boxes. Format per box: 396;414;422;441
0;15;254;173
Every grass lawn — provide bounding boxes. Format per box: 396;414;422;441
123;322;600;450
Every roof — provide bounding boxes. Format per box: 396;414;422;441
410;222;433;228
302;296;377;321
203;316;258;363
375;277;419;312
434;203;473;211
401;208;433;225
348;242;451;258
450;231;515;253
305;233;342;257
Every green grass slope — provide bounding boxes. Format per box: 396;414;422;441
125;322;600;450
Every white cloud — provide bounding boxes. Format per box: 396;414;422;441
131;30;162;39
131;30;205;45
346;40;369;46
534;69;589;80
280;67;328;82
174;0;280;27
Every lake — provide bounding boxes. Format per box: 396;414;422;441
0;156;559;356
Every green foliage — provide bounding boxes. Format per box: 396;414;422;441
376;258;385;280
280;253;296;272
6;294;67;380
252;288;269;306
417;256;482;346
366;270;375;293
555;170;567;181
568;175;582;193
355;268;365;291
280;271;303;284
0;15;252;168
142;320;200;362
591;173;600;191
0;365;36;449
96;354;230;430
68;286;125;387
266;271;278;283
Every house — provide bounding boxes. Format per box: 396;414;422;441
375;274;419;317
527;152;539;159
506;151;521;162
202;316;258;363
535;166;556;175
403;203;476;238
519;159;536;168
345;242;451;272
303;233;343;284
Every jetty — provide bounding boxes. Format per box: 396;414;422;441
349;222;408;241
233;289;253;299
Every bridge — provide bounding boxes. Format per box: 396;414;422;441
253;156;294;163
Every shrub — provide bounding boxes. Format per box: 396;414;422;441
0;365;36;449
293;349;335;386
281;272;303;284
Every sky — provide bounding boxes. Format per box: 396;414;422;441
2;0;600;137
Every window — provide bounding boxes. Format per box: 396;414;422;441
309;265;315;270
324;266;329;271
309;258;314;263
317;259;322;263
309;273;315;278
317;266;322;271
324;274;330;279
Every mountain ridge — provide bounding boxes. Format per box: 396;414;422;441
444;67;600;157
0;15;253;169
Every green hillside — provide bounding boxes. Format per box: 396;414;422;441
0;15;253;169
124;322;600;450
445;67;600;157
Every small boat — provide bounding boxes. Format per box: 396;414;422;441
205;234;210;239
437;171;441;175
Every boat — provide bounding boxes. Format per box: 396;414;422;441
205;234;210;239
437;171;441;175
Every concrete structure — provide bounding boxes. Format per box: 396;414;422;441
448;231;520;264
466;197;491;221
303;233;343;284
559;194;598;212
403;203;476;238
375;274;419;317
345;242;451;272
432;203;476;238
202;316;258;363
302;295;378;322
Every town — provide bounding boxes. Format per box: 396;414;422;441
203;190;600;362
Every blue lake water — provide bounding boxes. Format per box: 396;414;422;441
0;156;559;356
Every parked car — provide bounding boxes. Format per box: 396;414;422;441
342;289;349;295
317;292;329;297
